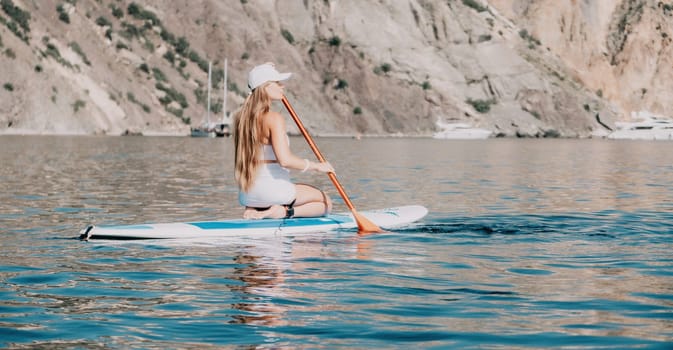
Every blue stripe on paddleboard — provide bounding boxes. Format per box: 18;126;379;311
188;215;352;230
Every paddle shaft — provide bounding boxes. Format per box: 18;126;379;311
281;97;357;211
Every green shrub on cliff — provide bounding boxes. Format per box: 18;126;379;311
72;99;85;112
56;4;70;24
110;4;123;19
1;0;30;32
127;2;160;26
462;0;488;13
329;36;341;47
95;16;111;27
335;79;348;90
69;41;90;66
4;47;15;58
281;29;294;44
467;98;496;113
1;0;30;41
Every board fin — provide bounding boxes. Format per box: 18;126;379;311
79;225;94;241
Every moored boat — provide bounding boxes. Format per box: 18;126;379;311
608;111;673;140
433;121;492;139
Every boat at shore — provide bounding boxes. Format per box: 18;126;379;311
190;122;230;137
191;60;231;138
189;125;215;137
607;112;673;141
433;121;492;139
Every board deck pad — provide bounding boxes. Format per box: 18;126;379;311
80;205;428;240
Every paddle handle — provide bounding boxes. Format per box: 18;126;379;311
281;96;356;211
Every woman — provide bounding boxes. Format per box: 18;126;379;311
234;63;334;219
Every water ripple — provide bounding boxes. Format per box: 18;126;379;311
2;137;672;348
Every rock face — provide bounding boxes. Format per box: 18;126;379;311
489;0;673;129
0;0;669;137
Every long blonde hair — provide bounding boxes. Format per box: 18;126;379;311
234;83;272;192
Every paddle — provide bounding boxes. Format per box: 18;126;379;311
281;96;384;234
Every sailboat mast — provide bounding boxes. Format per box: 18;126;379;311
206;61;212;128
222;58;228;123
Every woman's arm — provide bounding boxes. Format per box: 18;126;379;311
266;112;334;173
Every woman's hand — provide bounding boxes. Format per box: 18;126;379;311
311;161;334;173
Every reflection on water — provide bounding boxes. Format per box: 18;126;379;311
229;241;291;327
1;136;672;348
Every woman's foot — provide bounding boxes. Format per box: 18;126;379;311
243;205;286;219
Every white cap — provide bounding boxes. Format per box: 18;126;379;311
247;63;292;90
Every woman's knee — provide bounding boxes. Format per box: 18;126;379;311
295;184;332;211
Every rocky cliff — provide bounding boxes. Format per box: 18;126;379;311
489;0;673;129
0;0;670;137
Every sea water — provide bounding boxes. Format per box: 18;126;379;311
0;136;671;349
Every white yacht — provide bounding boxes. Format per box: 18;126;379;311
607;112;673;140
433;121;492;139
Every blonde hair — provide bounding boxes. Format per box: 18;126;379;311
234;83;272;192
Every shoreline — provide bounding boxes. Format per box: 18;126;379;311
0;130;614;140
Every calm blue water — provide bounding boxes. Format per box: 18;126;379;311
1;136;671;349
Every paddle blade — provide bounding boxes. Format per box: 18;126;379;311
353;210;386;234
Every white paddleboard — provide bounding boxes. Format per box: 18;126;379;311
80;205;428;240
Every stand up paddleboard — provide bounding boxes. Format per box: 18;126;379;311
79;205;428;240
